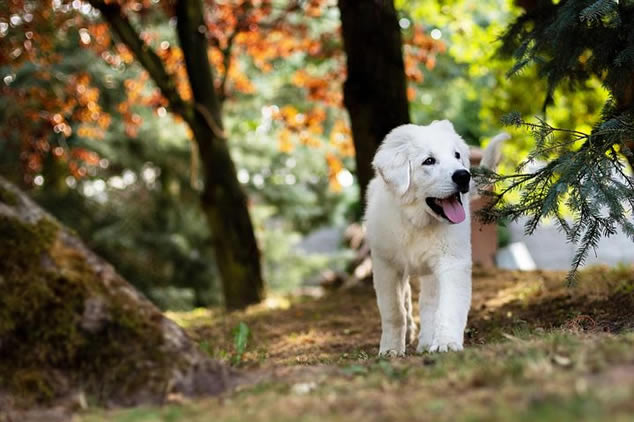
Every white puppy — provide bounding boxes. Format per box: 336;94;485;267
364;121;507;356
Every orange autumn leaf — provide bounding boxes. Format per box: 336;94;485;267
329;119;354;157
407;86;417;102
278;128;294;153
326;153;344;192
299;132;320;148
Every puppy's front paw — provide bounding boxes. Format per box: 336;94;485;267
378;348;405;358
427;341;463;353
427;323;465;353
416;328;434;353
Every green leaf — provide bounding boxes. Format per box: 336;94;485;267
342;364;368;376
232;321;250;365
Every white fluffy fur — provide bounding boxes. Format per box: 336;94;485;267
364;121;507;356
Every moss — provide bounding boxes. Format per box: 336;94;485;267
0;213;170;406
0;183;18;206
10;369;57;402
52;241;171;395
0;216;59;334
0;215;63;403
0;214;58;263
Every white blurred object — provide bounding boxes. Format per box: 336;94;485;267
497;242;537;271
508;218;634;269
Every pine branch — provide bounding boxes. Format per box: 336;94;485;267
479;113;634;279
579;0;618;25
567;222;600;285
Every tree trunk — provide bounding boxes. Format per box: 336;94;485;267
338;0;410;206
90;0;264;310
0;177;237;408
614;75;634;171
176;0;264;310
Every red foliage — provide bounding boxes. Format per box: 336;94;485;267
0;0;444;189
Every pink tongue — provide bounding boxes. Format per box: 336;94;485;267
439;197;465;223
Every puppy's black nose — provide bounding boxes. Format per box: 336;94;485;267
452;170;471;193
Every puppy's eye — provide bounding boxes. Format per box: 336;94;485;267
455;152;461;159
422;157;436;165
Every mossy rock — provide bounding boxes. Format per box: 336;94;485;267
0;177;237;408
0;182;18;206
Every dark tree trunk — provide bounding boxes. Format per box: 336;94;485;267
90;0;264;310
176;0;264;310
338;0;410;206
614;75;634;171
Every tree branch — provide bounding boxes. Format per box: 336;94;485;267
218;26;239;104
88;0;196;127
176;0;224;136
215;0;304;102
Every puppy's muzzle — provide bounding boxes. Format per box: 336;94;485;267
452;170;471;194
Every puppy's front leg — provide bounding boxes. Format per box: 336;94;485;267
429;258;471;352
373;256;407;357
416;274;439;353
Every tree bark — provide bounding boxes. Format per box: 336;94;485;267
0;177;237;407
90;0;264;310
338;0;410;206
175;0;264;310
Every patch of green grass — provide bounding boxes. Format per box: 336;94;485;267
341;364;368;376
79;262;634;422
80;331;634;422
198;340;211;355
234;381;291;398
337;348;370;363
195;322;255;366
516;394;602;422
375;359;410;380
232;322;250;365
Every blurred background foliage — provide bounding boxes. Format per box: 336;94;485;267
0;0;610;309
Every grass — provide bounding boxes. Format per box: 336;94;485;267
24;266;634;421
81;332;634;422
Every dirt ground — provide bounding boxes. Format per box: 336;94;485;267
16;266;634;422
172;266;634;367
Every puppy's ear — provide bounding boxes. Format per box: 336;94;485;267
373;126;413;196
431;119;455;132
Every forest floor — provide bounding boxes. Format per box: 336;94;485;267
80;266;634;421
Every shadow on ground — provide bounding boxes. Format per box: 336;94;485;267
29;266;634;422
177;267;634;367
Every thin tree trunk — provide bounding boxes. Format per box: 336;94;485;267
90;0;264;310
615;76;634;171
338;0;410;207
176;0;264;310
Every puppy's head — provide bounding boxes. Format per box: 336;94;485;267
372;121;471;224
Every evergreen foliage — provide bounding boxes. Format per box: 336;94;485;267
476;0;634;281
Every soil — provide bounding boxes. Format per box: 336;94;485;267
76;264;634;422
181;266;634;367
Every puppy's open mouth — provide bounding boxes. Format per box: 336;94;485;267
425;193;466;224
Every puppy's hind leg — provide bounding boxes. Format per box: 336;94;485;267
373;256;407;357
403;277;417;345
